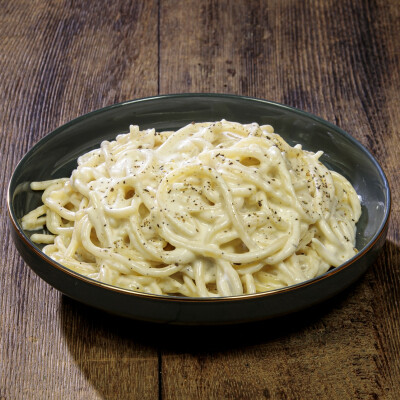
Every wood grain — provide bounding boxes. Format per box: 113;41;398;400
1;1;159;399
159;1;400;399
1;0;399;399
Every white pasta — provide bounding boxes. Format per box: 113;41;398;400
21;120;361;297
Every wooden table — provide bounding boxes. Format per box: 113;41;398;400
1;1;399;399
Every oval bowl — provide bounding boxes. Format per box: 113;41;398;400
8;94;390;324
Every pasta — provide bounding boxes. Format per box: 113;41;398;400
21;120;361;297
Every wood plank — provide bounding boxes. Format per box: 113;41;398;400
366;0;400;394
159;285;380;399
0;1;159;399
159;0;400;399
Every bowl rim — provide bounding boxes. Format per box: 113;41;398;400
7;93;392;303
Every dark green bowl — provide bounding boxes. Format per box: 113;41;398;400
7;94;391;324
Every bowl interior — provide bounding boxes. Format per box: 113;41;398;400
9;94;389;278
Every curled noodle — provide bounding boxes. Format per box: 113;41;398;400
22;120;361;297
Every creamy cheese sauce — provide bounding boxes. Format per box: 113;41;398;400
21;120;361;297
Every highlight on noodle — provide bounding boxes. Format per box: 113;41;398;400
21;120;361;297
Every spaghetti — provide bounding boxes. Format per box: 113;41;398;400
21;120;361;297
